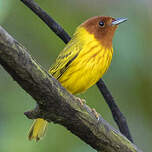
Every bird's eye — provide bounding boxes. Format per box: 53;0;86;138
99;21;104;27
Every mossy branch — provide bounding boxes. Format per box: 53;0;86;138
0;26;142;152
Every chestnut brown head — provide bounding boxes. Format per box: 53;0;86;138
81;16;127;47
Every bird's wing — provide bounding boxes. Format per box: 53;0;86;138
49;39;81;79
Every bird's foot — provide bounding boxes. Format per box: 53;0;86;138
76;97;86;106
92;108;100;121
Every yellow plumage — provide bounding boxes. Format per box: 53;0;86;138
52;27;113;94
28;19;114;141
28;118;47;141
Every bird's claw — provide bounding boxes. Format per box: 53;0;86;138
92;108;100;121
76;97;86;106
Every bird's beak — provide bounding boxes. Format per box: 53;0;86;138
112;18;128;25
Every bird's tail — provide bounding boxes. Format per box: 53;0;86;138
28;118;48;141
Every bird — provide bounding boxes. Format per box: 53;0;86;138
28;16;127;141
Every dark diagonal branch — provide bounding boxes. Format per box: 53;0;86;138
96;80;133;142
20;0;133;142
0;26;142;152
21;0;70;44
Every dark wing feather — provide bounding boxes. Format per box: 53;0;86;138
49;39;81;79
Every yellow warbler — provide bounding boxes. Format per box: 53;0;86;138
28;16;127;141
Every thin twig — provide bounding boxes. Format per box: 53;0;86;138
96;80;133;142
20;0;133;143
21;0;70;44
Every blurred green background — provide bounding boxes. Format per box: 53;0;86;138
0;0;151;151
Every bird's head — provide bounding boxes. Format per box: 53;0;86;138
80;16;127;47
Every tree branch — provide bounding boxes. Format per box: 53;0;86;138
0;26;142;152
20;0;133;142
96;81;133;142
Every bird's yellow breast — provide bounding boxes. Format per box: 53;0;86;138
57;27;113;94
